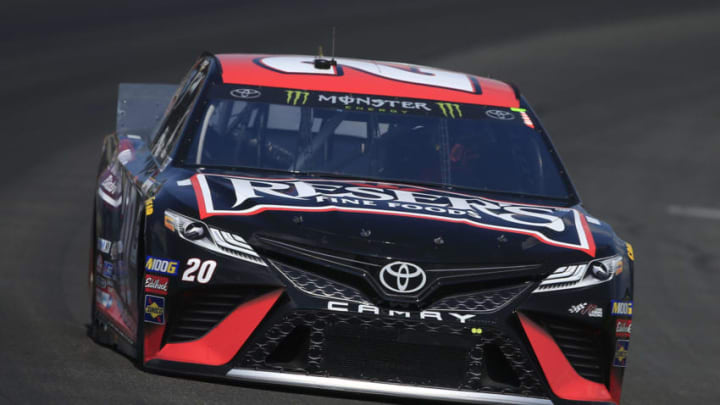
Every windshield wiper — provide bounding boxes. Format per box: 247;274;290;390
184;164;294;177
448;186;573;204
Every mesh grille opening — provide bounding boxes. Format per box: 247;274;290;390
266;325;311;369
534;315;609;384
165;287;272;343
324;323;470;386
428;284;530;312
237;311;548;397
484;343;521;387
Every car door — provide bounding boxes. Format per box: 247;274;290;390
94;57;211;340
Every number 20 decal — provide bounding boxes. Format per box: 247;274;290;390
182;258;216;284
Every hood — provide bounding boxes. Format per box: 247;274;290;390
161;170;614;269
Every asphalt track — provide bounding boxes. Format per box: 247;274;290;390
1;1;719;404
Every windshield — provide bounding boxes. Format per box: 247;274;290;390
180;85;573;200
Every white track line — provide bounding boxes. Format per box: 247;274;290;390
667;205;720;221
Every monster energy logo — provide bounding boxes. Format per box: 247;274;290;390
285;90;309;105
436;102;462;118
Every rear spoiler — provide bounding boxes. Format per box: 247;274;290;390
116;83;177;139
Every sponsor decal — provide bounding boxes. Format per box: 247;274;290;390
102;261;114;279
141;177;158;194
145;197;155;216
568;302;603;318
230;88;262;99
616;319;632;338
95;254;104;274
145;256;179;276
436;102;462;118
144;274;169;295
486;109;515;120
96;276;108;288
611;300;633;317
626;242;635;261
101;174;119;194
94;287;136;343
208;84;532;121
568;303;587;314
378;261;426;294
613;339;629;367
110;240;123;258
144;295;165;324
164;213;176;231
97;288;113;309
317;94;432;114
327;301;476;324
97;238;112;254
187;174;596;256
510;107;535;128
285;90;309;105
98;172;122;207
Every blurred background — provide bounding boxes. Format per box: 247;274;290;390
1;1;719;403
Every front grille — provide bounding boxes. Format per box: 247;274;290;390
428;283;531;312
256;236;545;308
269;259;370;304
237;311;548;397
537;316;608;384
165;287;270;343
270;256;530;313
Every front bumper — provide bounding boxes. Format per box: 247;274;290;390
225;369;553;405
142;240;630;404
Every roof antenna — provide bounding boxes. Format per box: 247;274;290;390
331;26;336;62
314;27;337;70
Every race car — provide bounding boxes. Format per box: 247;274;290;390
89;53;634;405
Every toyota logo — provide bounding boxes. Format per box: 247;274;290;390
379;261;427;294
230;88;262;99
485;109;515;120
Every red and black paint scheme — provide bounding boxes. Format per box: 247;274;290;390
89;53;634;405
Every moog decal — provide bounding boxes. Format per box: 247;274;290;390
188;174;596;256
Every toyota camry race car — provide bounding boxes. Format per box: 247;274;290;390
90;53;634;405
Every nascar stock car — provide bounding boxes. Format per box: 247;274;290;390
89;53;634;405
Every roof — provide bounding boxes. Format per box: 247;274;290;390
215;54;519;108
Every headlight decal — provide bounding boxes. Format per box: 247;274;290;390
164;210;266;267
533;255;622;293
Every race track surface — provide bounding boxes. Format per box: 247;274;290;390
1;1;719;403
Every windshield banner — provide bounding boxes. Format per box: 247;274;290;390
212;84;534;124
